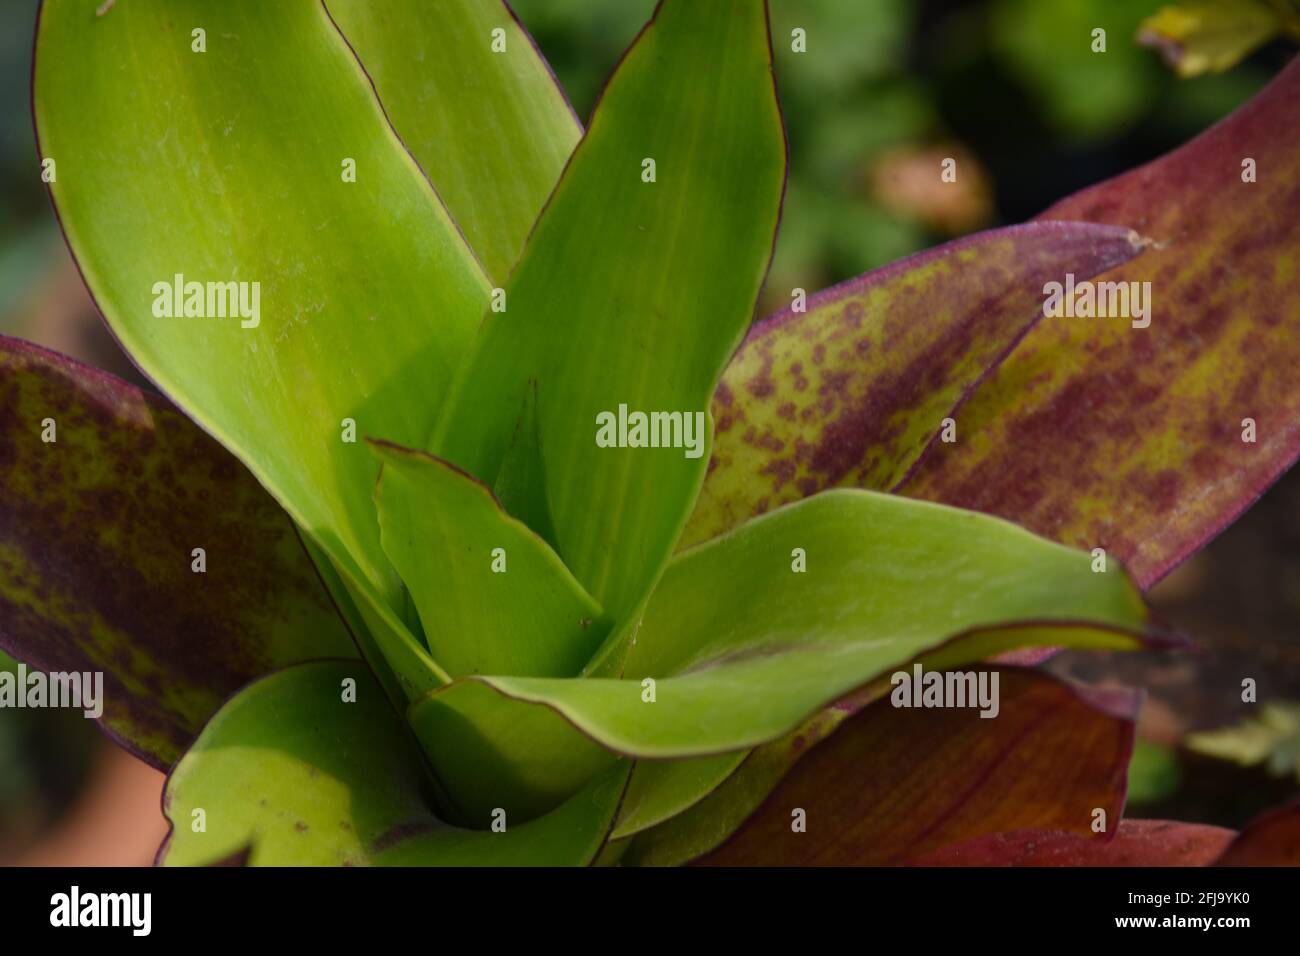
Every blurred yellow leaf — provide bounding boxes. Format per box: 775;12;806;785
1186;703;1300;780
1139;0;1282;77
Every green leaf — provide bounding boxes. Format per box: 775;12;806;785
432;0;786;624
613;752;746;841
327;0;582;281
686;222;1148;547
370;440;607;679
411;490;1158;824
491;381;559;547
161;661;630;866
689;670;1141;865
0;337;354;768
1139;0;1282;78
905;56;1300;591
34;0;490;621
297;533;444;706
409;677;617;825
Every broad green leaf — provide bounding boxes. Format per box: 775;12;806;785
161;660;630;866
433;0;786;623
370;440;607;678
410;490;1157;822
0;336;353;768
904;56;1300;590
686;222;1148;547
34;0;490;621
470;623;1149;761
622;490;1151;688
409;677;617;825
691;670;1140;865
1139;0;1282;78
327;0;582;282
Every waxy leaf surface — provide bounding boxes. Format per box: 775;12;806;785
409;677;617;826
434;0;786;622
411;490;1156;822
161;661;629;866
685;222;1146;547
371;440;606;679
903;56;1300;589
327;0;582;281
34;0;490;616
1214;799;1300;865
613;751;747;840
695;669;1139;865
0;337;353;768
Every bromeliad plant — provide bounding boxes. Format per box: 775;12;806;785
4;0;1300;865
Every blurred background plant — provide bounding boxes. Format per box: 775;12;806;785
2;0;1297;863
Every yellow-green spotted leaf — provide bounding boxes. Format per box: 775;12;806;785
0;337;354;768
905;56;1300;590
686;222;1147;548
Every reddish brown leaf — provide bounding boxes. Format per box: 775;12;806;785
0;336;355;768
1215;798;1300;865
911;820;1236;866
692;668;1141;866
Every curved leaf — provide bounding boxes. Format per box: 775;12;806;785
686;222;1147;547
411;490;1160;823
327;0;582;281
693;670;1140;866
613;752;746;841
0;337;353;768
903;56;1300;590
408;677;617;825
160;661;630;866
33;0;490;617
371;440;606;679
1215;798;1300;865
433;0;786;623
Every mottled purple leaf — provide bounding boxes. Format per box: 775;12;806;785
0;336;355;768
